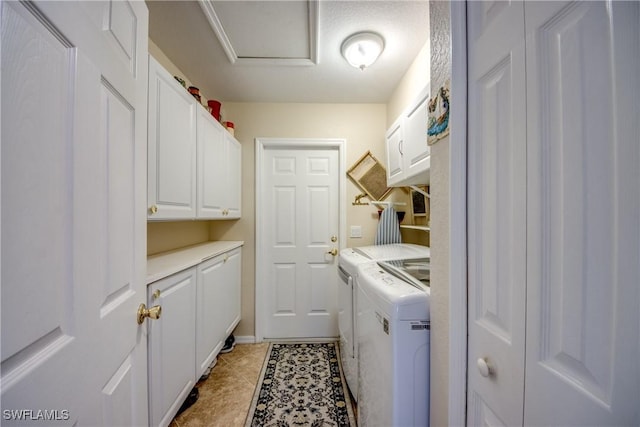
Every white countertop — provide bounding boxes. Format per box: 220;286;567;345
147;241;244;284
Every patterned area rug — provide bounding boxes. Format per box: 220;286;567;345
245;342;356;427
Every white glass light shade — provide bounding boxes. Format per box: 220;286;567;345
341;32;385;70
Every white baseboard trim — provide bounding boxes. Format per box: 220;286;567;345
234;335;256;344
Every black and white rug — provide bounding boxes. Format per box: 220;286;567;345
245;342;356;427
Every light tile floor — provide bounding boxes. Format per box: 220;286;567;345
170;343;270;427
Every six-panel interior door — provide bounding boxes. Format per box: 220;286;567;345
466;1;527;425
1;1;149;425
262;144;340;339
524;2;639;425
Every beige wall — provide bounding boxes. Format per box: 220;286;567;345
429;137;450;427
386;40;431;128
427;1;452;425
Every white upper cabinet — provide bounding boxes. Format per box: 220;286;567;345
386;84;431;186
148;55;241;220
148;55;197;219
223;132;242;218
385;117;404;183
197;108;226;218
198;111;242;219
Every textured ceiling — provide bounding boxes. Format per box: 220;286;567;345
146;0;430;103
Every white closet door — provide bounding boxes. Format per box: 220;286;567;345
466;1;527;425
524;1;640;425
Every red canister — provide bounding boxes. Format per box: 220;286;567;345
224;121;235;136
207;100;221;121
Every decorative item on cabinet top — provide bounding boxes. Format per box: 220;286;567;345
188;86;202;104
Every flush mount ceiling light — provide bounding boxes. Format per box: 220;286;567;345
341;32;385;71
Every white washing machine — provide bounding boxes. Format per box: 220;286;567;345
356;258;430;427
337;244;429;402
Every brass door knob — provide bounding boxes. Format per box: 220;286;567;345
326;248;338;256
137;303;162;325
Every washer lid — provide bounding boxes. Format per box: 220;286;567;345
377;259;430;291
358;261;430;321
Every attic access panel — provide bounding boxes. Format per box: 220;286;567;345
199;0;319;65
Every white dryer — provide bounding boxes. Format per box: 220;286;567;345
337;244;429;402
356;258;430;427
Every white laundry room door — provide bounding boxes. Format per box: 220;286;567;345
524;1;639;425
466;1;527;425
1;1;149;425
256;139;343;340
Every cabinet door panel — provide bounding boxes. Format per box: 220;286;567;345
148;269;196;427
148;56;196;219
403;86;431;183
196;256;227;376
222;248;242;333
197;109;226;218
385;119;404;185
225;134;242;218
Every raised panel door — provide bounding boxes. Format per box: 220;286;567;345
261;143;340;338
385;119;404;185
221;248;242;335
524;2;640;424
147;55;197;220
466;1;527;425
196;255;227;377
402;84;431;183
197;108;227;219
148;269;196;427
224;134;242;218
1;1;148;425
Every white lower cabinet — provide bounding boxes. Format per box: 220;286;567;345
196;247;242;377
147;268;197;427
147;243;243;427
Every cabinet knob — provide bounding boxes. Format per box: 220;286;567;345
477;357;494;378
149;205;158;214
152;289;161;300
137;303;162;325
